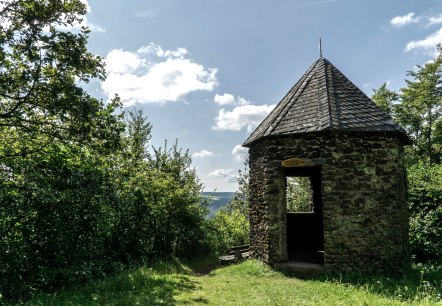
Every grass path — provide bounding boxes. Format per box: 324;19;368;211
28;259;442;305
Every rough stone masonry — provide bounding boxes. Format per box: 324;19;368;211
243;57;410;273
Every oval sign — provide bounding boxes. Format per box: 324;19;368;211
282;158;307;168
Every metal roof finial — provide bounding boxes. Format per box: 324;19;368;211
319;38;323;58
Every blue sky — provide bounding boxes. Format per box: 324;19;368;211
81;0;442;191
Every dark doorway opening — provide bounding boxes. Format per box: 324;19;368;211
285;166;324;264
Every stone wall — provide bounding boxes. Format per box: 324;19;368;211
248;131;409;273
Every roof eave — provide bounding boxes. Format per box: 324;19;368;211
243;128;412;148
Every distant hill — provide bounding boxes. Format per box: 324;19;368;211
202;192;235;217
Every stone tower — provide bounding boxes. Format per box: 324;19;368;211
243;57;410;273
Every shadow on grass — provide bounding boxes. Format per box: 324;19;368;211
29;261;209;306
280;262;442;303
182;255;220;277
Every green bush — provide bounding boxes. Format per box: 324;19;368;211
203;160;250;256
0;0;210;300
0;113;208;302
407;162;442;262
206;209;249;255
0;144;116;300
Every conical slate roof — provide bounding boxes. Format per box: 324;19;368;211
243;57;408;147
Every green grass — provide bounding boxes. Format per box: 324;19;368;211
25;260;442;306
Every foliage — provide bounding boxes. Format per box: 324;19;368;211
105;109;154;263
205;159;250;256
0;109;208;302
124;109;152;162
286;176;313;212
149;141;208;258
224;159;249;218
3;0;442;303
206;209;250;255
0;0;123;158
0;0;124;300
0;143;118;301
0;0;208;299
371;48;442;263
106;114;208;263
27;259;442;305
407;162;442;262
372;82;399;114
397;49;442;164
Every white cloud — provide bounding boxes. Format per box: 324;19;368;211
137;43;188;59
208;168;236;183
87;22;106;33
101;43;218;106
428;14;442;26
105;50;143;74
390;12;419;28
405;27;442;56
213;104;275;132
214;93;250;106
232;145;248;162
214;93;235;105
192;150;213;159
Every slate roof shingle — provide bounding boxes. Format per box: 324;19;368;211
243;57;409;147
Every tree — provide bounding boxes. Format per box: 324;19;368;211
124;109;152;162
396;49;442;164
148;140;207;257
371;48;442;263
107;110;154;263
0;1;124;300
225;159;249;218
206;209;249;255
0;139;119;300
0;0;123;159
206;158;250;255
0;2;211;301
286;176;313;212
371;82;399;114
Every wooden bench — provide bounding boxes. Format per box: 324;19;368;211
219;244;250;265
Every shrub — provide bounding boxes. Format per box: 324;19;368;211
407;162;442;262
206;209;249;255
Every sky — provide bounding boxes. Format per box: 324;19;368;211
79;0;442;191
